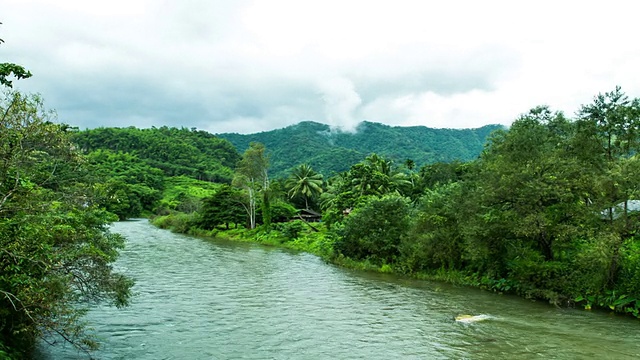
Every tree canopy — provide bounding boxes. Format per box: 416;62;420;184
73;126;239;183
286;164;323;210
233;142;270;229
0;90;133;357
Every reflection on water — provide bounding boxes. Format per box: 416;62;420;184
38;219;640;359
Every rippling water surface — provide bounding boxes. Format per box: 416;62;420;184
39;219;640;359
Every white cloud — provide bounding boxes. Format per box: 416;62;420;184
318;77;363;132
3;0;640;133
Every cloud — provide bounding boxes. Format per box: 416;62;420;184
318;77;363;133
3;0;640;134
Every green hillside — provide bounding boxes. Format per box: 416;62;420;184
73;126;240;183
219;121;503;177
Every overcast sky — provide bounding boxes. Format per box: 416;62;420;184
3;1;640;134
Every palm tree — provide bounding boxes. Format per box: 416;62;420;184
286;164;324;209
404;158;415;170
351;154;411;196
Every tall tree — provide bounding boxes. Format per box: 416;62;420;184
286;164;323;209
578;86;640;162
0;90;133;356
198;185;246;229
233;142;270;229
465;106;585;282
575;87;640;285
350;154;410;196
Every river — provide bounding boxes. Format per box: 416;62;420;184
38;219;640;359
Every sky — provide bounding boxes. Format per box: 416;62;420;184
3;0;640;134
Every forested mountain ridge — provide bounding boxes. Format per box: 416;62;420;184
73;126;240;183
219;121;503;177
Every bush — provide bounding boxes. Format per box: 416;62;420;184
270;200;298;223
151;213;198;233
617;239;640;297
275;220;306;241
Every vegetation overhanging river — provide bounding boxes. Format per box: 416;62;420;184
38;219;640;359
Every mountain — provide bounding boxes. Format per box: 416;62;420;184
218;121;504;178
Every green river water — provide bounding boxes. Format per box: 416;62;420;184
37;219;640;359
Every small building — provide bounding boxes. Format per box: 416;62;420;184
600;200;640;220
296;208;322;222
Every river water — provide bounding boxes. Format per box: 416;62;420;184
38;219;640;359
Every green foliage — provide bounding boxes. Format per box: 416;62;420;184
269;200;298;223
418;160;468;190
0;90;133;356
285;164;323;210
197;185;246;230
400;182;466;273
86;150;164;220
618;239;640;296
274;220;306;241
155;176;219;215
0;30;32;89
335;195;410;265
320;154;412;228
0;63;31;88
72;126;239;183
219;120;503;178
234;142;270;229
319;88;640;316
151;213;199;234
470;107;585;264
577;86;640;162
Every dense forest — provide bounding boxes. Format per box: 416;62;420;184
73;126;240;182
4;56;640;358
152;87;640;322
219;121;502;177
68;127;241;221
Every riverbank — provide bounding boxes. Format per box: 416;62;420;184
151;214;334;260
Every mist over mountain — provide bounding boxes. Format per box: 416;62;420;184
219;121;503;178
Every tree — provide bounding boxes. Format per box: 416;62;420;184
418;161;467;190
0;63;31;88
0;90;133;356
0;25;32;88
198;185;246;229
233;142;270;229
286;164;323;210
577;86;640;162
469;107;583;267
85;150;164;220
574;87;640;287
401;182;466;273
319;154;411;228
350;154;410;196
335;194;410;265
404;159;415;170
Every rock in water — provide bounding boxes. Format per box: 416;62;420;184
455;314;491;323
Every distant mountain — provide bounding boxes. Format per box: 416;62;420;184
218;121;504;178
